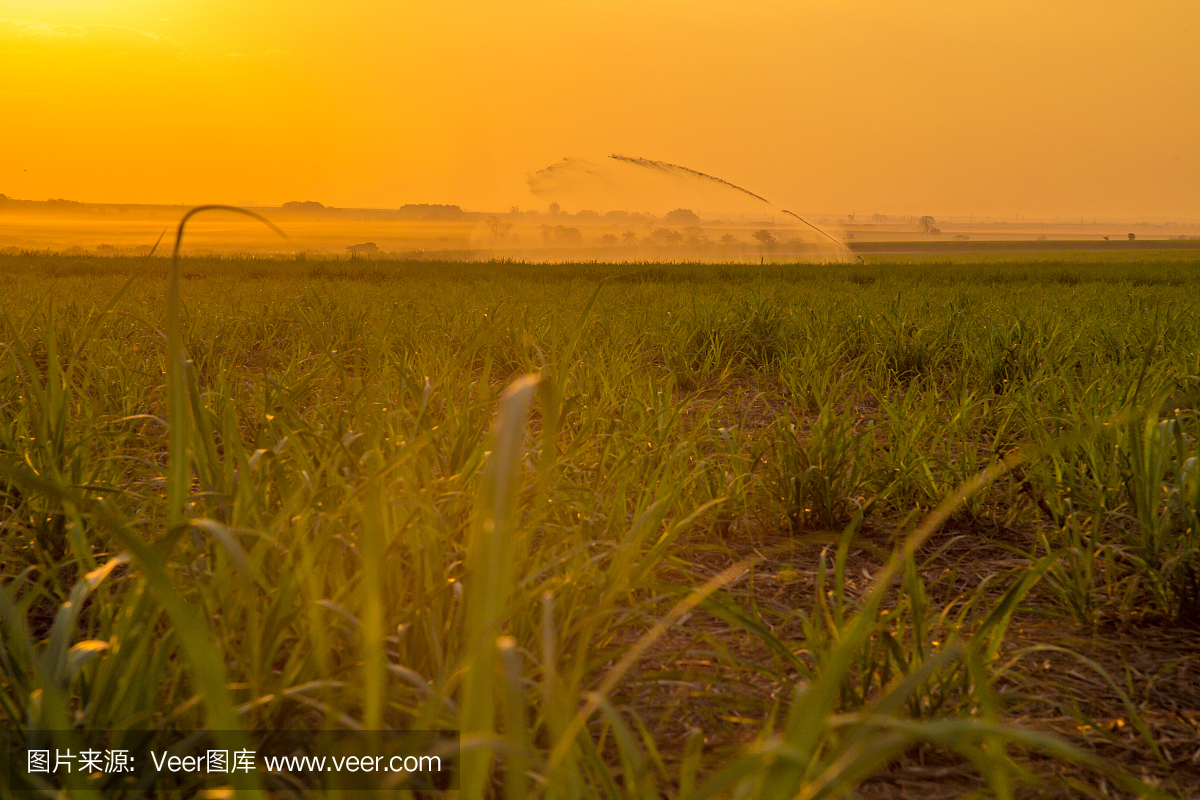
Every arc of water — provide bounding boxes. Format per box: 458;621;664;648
610;153;859;261
609;154;772;205
780;209;861;261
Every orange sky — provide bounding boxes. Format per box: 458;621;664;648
2;1;1198;219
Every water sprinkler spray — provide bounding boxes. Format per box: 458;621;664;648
780;209;862;262
609;154;861;262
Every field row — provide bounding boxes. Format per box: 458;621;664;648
2;256;1198;796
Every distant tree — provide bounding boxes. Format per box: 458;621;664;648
649;228;684;245
684;226;707;245
509;206;521;214
953;234;969;241
541;224;554;242
553;225;582;243
485;215;513;242
599;233;619;245
665;208;700;224
720;233;738;245
574;209;601;220
753;230;776;245
347;242;379;259
870;213;887;223
918;215;937;234
605;210;630;222
1128;232;1136;241
548;202;561;215
622;230;639;245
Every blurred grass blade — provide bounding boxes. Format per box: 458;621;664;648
460;374;540;799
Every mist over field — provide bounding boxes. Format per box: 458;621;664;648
4;193;1197;261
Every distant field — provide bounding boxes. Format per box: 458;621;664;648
852;239;1200;254
2;252;1198;797
4;199;1198;259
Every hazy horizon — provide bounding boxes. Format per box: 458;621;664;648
3;195;1199;229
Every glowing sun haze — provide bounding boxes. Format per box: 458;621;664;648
2;1;1197;219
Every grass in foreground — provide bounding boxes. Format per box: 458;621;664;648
1;250;1199;798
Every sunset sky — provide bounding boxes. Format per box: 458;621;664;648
2;1;1198;219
